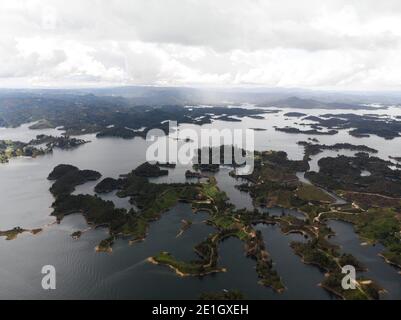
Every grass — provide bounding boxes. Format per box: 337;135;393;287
296;184;334;203
152;251;222;275
322;208;401;267
0;227;26;240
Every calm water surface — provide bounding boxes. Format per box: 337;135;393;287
0;107;400;299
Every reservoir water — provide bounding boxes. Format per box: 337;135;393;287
0;107;400;299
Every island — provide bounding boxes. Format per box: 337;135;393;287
29;134;89;150
0;227;42;240
0;140;45;163
46;161;287;292
275;126;338;135
303;153;401;268
48;164;101;197
284;112;307;117
230;150;382;299
297;141;378;160
0;135;88;164
301;113;401;139
46;153;385;299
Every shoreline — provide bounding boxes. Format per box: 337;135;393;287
147;257;226;277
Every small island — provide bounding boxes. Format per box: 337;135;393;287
284;112;307;117
301;113;401;139
297;141;378;159
0;227;42;240
0;140;45;163
48;164;101;197
29;134;88;150
275;126;338;135
1;135;88;164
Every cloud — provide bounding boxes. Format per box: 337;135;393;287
0;38;66;78
0;0;401;89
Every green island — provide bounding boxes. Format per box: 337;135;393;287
230;150;385;299
48;161;286;291
0;94;275;138
319;208;401;269
0;140;45;163
0;227;42;240
0;135;88;163
275;126;338;135
303;113;401;139
45;147;401;299
1;91;400;299
284;112;307;118
297;141;378;160
29;134;89;150
70;230;83;239
48;164;102;197
305;152;401;198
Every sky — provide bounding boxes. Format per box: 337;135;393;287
1;0;401;90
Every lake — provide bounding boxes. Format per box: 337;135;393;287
0;106;400;299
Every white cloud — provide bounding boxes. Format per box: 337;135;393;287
0;0;401;89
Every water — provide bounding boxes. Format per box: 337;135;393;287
327;220;401;300
259;207;306;220
296;172;346;205
255;224;333;299
0;107;400;299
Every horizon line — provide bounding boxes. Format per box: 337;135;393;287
0;85;400;94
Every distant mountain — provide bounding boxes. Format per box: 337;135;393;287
267;96;379;110
0;86;400;109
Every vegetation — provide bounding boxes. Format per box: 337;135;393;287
296;184;334;203
298;141;377;160
284;112;306;117
0;227;42;240
291;239;380;300
275;126;338;135
233;151;324;209
305;153;401;198
96;237;115;253
321;273;380;300
0;135;88;164
94;177;123;194
0;227;27;240
29;134;88;150
0;94;272;136
46;147;394;299
185;170;203;178
48;164;101;197
231;149;383;299
130;162;168;177
3;92;400;299
0;139;45;163
321;208;401;268
303;113;401;139
150;250;225;276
